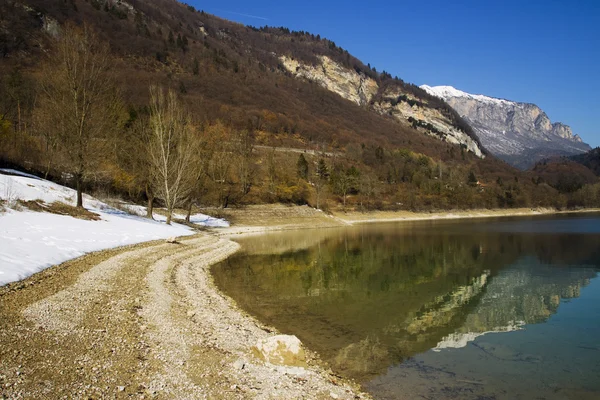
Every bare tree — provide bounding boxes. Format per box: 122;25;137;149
206;121;234;208
359;172;379;210
123;114;156;219
147;86;199;224
266;146;277;196
184;133;211;222
333;166;359;210
38;22;122;208
235;128;255;195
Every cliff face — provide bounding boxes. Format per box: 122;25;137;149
280;56;485;157
280;55;378;107
420;85;591;168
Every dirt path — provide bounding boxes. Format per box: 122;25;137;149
0;234;368;399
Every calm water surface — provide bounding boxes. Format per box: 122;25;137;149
213;214;600;399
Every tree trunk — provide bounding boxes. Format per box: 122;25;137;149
76;174;83;208
185;199;193;223
166;208;172;225
146;196;154;219
316;190;320;210
146;184;154;219
44;160;51;180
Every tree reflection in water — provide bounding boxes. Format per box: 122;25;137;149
213;215;600;397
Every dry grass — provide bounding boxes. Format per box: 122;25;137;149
18;199;101;221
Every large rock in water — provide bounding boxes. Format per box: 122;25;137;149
253;335;307;367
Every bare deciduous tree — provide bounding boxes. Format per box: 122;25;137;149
206;121;234;208
38;22;123;208
235;128;255;195
147;86;199;224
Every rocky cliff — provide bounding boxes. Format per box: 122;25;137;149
280;56;485;157
420;85;591;168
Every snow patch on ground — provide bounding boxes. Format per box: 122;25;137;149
0;172;213;286
121;204;229;228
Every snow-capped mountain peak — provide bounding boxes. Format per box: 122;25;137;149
419;85;591;168
420;85;514;106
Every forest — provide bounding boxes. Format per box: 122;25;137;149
1;0;599;222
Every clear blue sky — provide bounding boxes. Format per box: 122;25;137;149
191;0;600;147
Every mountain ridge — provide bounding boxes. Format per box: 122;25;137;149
420;85;590;168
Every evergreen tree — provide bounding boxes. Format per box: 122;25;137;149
468;171;478;186
314;158;329;209
297;154;308;180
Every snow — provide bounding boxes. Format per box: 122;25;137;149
0;168;42;180
121;204;229;228
0;172;227;286
420;84;515;106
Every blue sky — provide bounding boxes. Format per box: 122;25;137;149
191;0;600;147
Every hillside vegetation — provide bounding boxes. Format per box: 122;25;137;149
1;0;599;213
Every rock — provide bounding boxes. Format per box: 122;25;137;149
165;237;179;244
330;392;339;399
233;359;245;370
280;55;486;158
117;386;125;392
252;335;307;367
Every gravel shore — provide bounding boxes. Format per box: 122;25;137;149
0;233;369;399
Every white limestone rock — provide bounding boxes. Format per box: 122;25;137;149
252;335;307;367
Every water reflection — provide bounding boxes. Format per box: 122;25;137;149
212;215;600;396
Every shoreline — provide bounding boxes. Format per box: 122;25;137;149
0;234;370;399
332;206;600;225
211;206;600;237
2;205;599;398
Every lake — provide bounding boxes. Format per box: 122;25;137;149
212;213;600;399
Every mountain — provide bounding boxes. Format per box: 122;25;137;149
0;0;486;159
2;0;597;211
420;85;591;169
277;57;485;157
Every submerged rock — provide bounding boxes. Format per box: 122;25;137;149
252;335;307;367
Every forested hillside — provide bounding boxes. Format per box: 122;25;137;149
1;0;599;214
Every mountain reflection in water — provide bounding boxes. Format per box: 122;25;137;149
212;215;600;399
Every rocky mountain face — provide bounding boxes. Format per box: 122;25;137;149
279;57;485;157
420;85;591;168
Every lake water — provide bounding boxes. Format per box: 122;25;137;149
212;214;600;399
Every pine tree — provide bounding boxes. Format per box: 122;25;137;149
314;158;329;209
297;154;308;180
